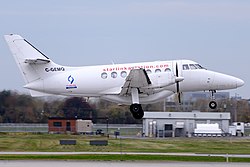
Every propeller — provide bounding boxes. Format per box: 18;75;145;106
176;63;181;104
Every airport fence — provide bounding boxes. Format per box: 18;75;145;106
0;123;142;136
0;123;48;133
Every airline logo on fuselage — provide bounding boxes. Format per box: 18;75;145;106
66;75;77;89
102;64;170;72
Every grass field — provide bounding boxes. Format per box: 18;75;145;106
1;133;250;162
0;132;250;154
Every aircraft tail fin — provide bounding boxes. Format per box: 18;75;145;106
4;34;58;85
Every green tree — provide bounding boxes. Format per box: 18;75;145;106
61;97;94;118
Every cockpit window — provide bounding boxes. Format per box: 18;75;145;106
189;64;197;70
183;64;189;70
182;63;206;71
195;64;205;69
189;64;206;70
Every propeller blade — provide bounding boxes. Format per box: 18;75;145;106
178;92;181;104
176;63;180;93
176;79;180;92
176;62;181;104
176;63;179;77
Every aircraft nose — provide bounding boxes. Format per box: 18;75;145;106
236;78;244;88
211;72;244;90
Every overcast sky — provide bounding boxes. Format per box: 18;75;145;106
0;0;249;99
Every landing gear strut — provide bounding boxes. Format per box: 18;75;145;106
130;103;144;119
209;90;217;109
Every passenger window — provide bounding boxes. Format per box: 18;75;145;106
101;72;108;79
155;69;161;73
121;71;127;78
189;64;197;70
111;72;117;78
182;64;189;70
146;69;152;74
165;68;171;72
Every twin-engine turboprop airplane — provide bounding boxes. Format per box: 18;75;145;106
4;34;244;119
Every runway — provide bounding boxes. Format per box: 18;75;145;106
0;160;250;167
1;151;250;158
1;152;250;166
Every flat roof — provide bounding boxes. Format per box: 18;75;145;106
143;111;230;120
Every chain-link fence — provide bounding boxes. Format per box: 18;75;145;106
0;123;142;136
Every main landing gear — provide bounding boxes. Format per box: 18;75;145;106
129;88;144;119
130;103;144;119
209;90;217;109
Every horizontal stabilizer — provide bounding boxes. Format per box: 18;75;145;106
24;58;50;64
29;90;53;97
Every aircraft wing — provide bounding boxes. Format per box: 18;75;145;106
120;69;153;96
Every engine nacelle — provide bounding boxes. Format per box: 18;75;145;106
147;72;175;88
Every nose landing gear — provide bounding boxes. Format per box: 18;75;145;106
209;100;217;109
209;90;217;109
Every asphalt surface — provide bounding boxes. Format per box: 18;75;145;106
1;151;250;158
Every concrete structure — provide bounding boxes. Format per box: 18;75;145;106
142;111;230;137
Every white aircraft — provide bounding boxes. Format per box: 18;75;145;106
4;34;244;119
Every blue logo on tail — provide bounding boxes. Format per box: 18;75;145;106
66;75;77;89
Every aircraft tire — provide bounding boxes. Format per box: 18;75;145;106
130;104;144;119
209;101;217;109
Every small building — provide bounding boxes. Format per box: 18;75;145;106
48;117;77;134
48;117;93;134
142;111;230;137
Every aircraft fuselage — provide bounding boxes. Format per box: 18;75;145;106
24;60;244;104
